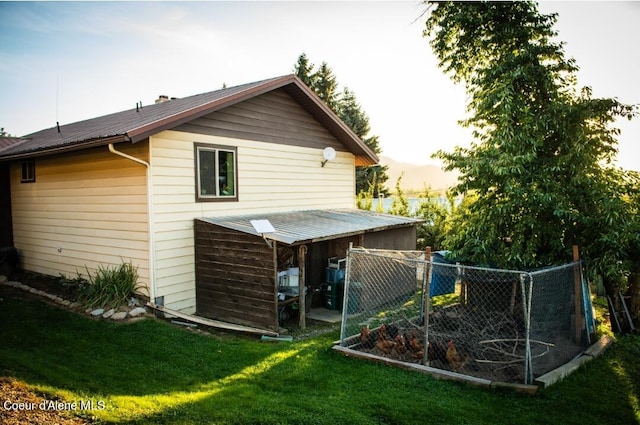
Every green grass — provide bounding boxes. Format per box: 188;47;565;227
1;291;638;425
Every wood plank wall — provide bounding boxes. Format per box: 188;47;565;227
194;219;278;331
176;89;347;153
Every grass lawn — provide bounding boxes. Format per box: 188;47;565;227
1;286;639;425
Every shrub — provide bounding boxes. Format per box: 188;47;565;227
79;261;143;308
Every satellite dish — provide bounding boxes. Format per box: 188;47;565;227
321;147;336;167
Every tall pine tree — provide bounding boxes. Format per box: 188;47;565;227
293;53;389;196
293;53;317;89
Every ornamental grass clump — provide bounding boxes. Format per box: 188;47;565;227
79;261;143;308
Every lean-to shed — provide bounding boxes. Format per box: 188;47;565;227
195;209;421;331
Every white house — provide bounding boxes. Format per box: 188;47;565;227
0;75;420;329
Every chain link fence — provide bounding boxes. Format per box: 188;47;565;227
338;247;591;385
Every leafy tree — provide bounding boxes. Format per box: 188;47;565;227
584;168;640;327
355;172;384;212
415;186;456;251
424;2;638;323
293;54;389;196
389;173;410;217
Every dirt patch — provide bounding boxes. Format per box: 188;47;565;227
0;377;92;425
7;269;81;301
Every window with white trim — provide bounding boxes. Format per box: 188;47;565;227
195;144;237;201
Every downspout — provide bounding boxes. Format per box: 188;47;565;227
108;142;156;305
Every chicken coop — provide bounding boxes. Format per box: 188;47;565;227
334;247;595;387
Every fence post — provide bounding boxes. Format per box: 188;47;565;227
573;245;583;345
340;243;354;346
423;247;432;365
298;244;307;330
521;273;533;384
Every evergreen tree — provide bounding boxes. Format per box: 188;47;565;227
292;54;389;196
337;87;389;197
338;88;370;137
293;53;317;90
312;62;339;110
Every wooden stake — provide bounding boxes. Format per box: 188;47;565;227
573;245;583;345
298;244;307;330
619;291;635;332
607;295;622;333
423;246;432;366
273;240;279;331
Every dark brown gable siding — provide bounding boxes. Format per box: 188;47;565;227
194;219;278;331
175;89;346;152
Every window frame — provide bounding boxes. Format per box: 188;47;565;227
20;159;36;183
194;143;238;202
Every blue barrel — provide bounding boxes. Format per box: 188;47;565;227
430;251;456;297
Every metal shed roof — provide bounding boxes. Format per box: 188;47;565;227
198;209;422;246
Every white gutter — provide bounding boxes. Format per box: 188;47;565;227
108;143;156;304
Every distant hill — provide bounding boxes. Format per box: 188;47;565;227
380;156;459;193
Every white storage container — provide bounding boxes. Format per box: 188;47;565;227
328;257;346;269
278;275;300;294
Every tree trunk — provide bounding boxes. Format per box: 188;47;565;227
625;261;640;330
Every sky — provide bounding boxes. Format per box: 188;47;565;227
1;1;638;171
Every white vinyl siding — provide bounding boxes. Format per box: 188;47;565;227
149;130;355;313
10;144;151;294
10;88;363;315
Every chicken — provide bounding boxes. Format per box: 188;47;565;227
394;333;407;356
375;324;396;355
408;330;424;354
446;340;470;372
360;326;376;349
411;347;425;361
385;323;399;340
408;330;425;361
427;340;448;365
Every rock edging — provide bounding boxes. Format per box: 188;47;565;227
0;278;149;321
